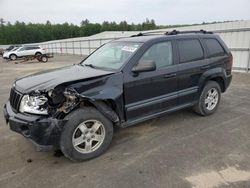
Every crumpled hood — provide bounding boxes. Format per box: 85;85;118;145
15;64;114;93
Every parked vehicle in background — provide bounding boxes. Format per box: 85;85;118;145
4;30;233;161
3;46;45;60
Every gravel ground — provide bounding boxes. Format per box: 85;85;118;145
0;55;250;188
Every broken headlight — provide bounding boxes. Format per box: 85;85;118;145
19;95;48;115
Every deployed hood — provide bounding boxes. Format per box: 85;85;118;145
15;64;114;93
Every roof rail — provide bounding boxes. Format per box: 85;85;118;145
165;29;213;35
130;29;213;37
130;31;165;37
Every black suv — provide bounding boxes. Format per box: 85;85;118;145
4;30;232;161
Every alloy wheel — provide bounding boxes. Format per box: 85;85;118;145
72;120;105;154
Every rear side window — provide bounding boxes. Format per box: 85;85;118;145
204;38;225;57
177;39;204;63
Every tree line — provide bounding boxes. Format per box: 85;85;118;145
0;18;160;44
0;18;236;45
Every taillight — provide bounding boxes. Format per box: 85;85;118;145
226;55;233;75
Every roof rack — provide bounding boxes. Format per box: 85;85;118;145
130;31;165;37
130;29;213;37
165;29;213;35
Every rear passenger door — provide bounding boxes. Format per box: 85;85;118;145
25;47;37;56
176;37;208;105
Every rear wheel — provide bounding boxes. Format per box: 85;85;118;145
194;81;221;116
60;107;113;161
9;54;17;61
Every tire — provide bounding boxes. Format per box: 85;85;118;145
193;81;221;116
41;56;48;63
9;54;17;61
60;107;113;161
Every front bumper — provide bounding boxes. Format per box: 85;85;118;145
3;101;67;151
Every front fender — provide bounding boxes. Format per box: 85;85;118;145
71;73;125;123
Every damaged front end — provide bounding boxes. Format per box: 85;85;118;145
4;86;83;151
4;84;120;151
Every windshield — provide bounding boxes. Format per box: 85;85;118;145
11;47;20;51
81;41;142;70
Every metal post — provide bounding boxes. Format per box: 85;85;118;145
65;42;68;55
50;43;53;54
88;40;91;55
80;41;82;56
247;41;250;73
72;41;75;55
60;42;62;54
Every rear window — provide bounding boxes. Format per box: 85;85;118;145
177;39;204;63
204;38;225;57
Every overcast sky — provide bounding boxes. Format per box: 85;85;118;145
0;0;249;25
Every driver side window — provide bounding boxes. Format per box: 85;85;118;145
140;41;173;69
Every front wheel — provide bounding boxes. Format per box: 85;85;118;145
9;54;17;61
60;107;113;161
194;81;221;116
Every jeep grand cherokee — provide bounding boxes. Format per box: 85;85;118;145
4;30;232;161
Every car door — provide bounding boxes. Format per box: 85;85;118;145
16;47;27;57
24;47;35;56
17;46;31;57
123;40;179;121
175;37;208;105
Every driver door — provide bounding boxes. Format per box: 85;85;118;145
123;41;179;121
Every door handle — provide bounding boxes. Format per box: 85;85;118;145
164;73;176;78
201;65;210;70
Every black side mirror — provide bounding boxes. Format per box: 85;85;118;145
132;60;156;74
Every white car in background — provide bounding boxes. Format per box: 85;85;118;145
3;46;46;60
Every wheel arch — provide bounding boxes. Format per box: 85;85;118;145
198;68;227;93
9;53;17;59
35;51;42;56
78;98;120;126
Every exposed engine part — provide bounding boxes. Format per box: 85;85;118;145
56;89;79;114
50;87;66;106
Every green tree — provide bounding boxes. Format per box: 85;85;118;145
0;18;199;44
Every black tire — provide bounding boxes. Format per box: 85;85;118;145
193;81;221;116
9;54;17;61
60;107;113;161
40;55;48;63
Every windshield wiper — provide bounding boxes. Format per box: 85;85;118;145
84;64;96;68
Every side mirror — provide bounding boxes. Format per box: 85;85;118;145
132;60;156;74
